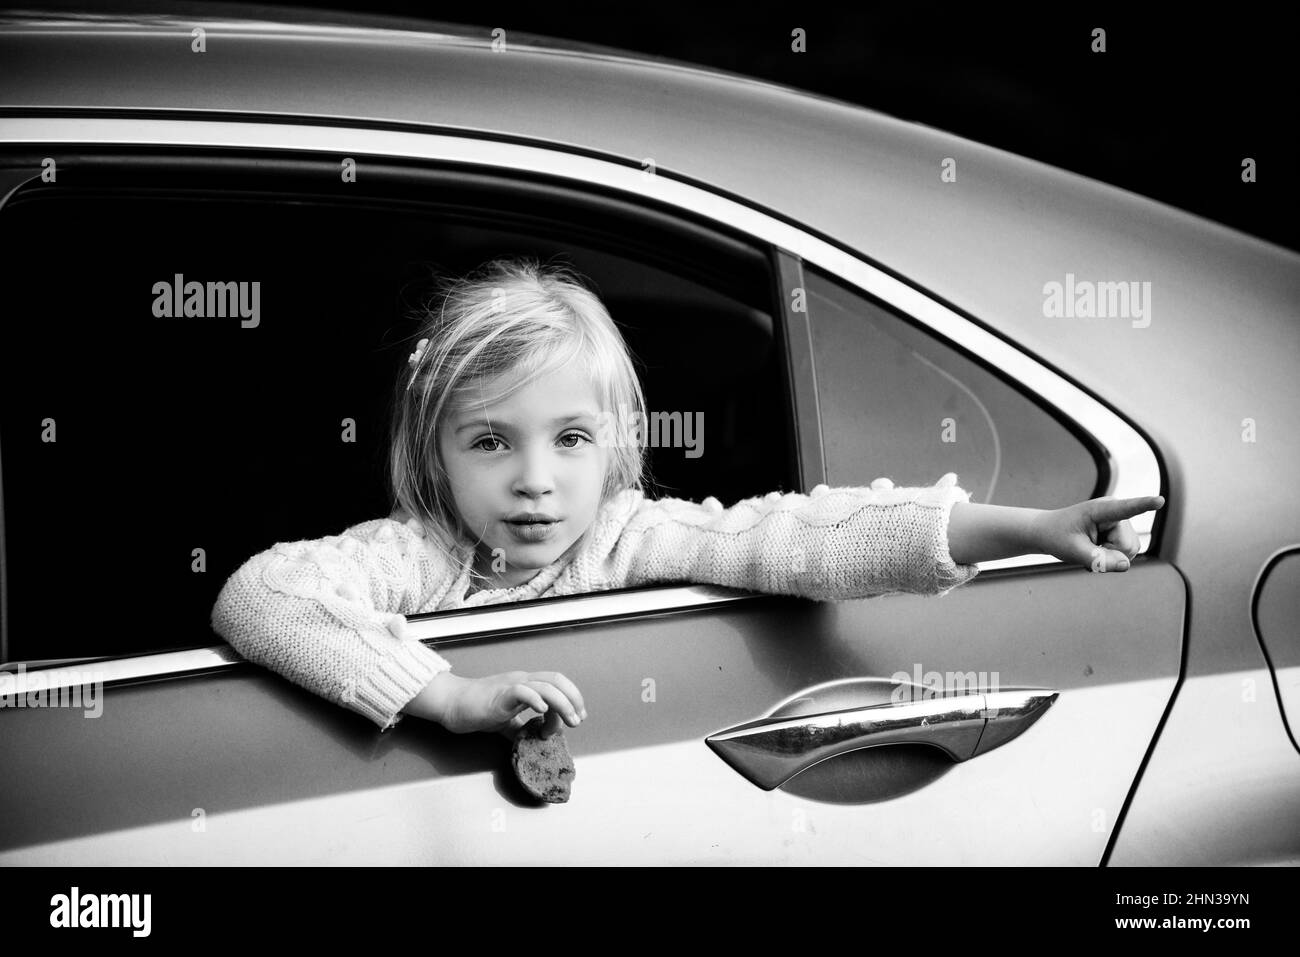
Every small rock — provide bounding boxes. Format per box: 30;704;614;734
511;716;576;803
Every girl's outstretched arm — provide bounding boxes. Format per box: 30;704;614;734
570;473;982;601
948;495;1166;571
945;502;1042;565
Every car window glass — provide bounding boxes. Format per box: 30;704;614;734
804;263;1100;506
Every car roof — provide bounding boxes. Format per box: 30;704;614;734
2;7;1297;453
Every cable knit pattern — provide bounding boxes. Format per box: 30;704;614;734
210;473;980;731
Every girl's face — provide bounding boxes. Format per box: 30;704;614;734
438;365;609;590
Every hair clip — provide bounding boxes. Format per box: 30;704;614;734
407;338;430;368
405;337;430;393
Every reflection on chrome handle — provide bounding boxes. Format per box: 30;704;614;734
706;690;1058;790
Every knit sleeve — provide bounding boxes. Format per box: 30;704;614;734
209;516;459;731
601;473;981;600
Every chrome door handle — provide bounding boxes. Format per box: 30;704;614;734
706;686;1058;790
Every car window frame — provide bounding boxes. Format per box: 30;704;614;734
0;115;1164;699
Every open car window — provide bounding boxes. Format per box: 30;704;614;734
0;149;791;664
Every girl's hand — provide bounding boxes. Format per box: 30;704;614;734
1033;495;1165;572
435;670;586;739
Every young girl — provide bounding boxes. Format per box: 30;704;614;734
210;256;1163;741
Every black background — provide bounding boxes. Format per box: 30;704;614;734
179;0;1299;252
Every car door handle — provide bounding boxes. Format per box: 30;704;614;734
706;689;1058;790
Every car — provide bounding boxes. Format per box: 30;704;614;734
1;5;1297;866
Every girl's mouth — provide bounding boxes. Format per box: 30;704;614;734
505;519;560;543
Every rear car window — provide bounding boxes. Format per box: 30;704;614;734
804;263;1101;507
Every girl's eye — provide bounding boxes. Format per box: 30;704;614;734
473;432;591;452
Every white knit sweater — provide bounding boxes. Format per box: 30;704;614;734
210;473;980;731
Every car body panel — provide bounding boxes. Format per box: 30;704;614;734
1;565;1182;865
1252;549;1300;738
1108;668;1300;866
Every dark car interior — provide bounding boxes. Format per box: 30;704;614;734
0;150;793;663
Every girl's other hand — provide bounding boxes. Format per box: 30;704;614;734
435;670;586;738
1033;495;1166;573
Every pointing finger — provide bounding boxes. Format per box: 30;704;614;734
1092;495;1165;524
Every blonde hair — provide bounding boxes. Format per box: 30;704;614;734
389;255;649;578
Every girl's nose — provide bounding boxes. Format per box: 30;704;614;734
512;447;554;497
